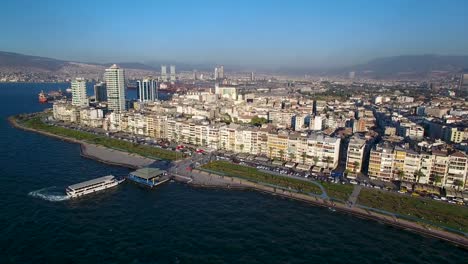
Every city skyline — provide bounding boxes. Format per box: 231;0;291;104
1;0;468;69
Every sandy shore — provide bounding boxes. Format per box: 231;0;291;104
174;169;468;249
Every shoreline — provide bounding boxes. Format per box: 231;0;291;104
176;170;468;249
8;115;155;169
8;115;468;249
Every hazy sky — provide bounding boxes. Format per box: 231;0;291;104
1;0;468;68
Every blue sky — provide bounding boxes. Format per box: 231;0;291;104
1;0;467;68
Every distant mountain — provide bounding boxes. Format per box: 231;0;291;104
343;54;468;78
0;51;68;71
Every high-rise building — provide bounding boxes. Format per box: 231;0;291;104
460;72;468;90
137;78;158;102
214;67;218;80
349;71;355;79
94;82;107;102
250;72;255;81
105;64;126;113
218;65;224;79
170;65;176;81
161;65;167;81
71;77;88;107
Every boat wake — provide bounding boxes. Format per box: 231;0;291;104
28;186;70;202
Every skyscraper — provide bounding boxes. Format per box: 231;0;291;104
349;71;356;79
161;65;167;81
214;67;218;80
218;65;224;79
250;72;255;81
105;64;126;113
460;72;468;91
137;78;158;102
71;77;88;107
170;65;176;81
94;82;107;102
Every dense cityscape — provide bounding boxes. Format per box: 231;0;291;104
48;64;468;201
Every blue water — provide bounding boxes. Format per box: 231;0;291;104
0;83;466;263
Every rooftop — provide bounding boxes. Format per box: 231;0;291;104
130;168;165;180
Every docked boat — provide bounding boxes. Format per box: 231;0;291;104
127;168;169;188
66;175;124;198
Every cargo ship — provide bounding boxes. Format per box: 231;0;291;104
38;89;65;103
38;90;48;103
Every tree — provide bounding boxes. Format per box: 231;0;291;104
172;132;177;142
397;170;404;180
269;147;274;159
453;179;463;190
239;144;244;153
353;161;360;173
195;137;200;145
278;149;285;160
413;170;424;183
250;116;268;126
180;135;185;143
324;156;332;169
289;153;295;161
222;141;226;150
301;152;307;164
202;139;207;147
313;156;319;166
432;175;442;186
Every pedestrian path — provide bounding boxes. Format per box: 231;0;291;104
347;185;362;207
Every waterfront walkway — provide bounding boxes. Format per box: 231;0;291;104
347;185;362;207
80;143;156;169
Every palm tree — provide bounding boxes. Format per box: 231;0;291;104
222;141;226;150
353;161;360;173
289;153;295;161
301;152;307;164
396;170;404;181
239;144;244;153
278;149;285;160
269;147;274;158
180;135;185;143
413;170;424;183
324;156;332;169
453;179;463;190
202;139;207;147
313;156;319;166
172;132;177;142
432;175;442;186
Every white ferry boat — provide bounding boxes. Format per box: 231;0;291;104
66;175;124;198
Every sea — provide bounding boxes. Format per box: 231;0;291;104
0;83;466;263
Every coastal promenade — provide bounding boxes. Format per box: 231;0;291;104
9;115;155;169
172;167;468;249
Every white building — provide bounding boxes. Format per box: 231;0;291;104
105;64;126;113
71;78;88;107
137;78;158;102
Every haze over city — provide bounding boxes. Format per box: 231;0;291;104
1;0;468;69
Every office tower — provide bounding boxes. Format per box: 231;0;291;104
218;65;224;79
193;70;197;80
161;65;167;81
170;65;176;81
250;72;255;81
349;71;356;79
214;67;218;80
105;64;126;113
460;72;468;90
137;78;158;102
94;82;107;102
71;77;88;107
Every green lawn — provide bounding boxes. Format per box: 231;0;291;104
15;115;180;161
202;161;357;200
358;188;468;233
